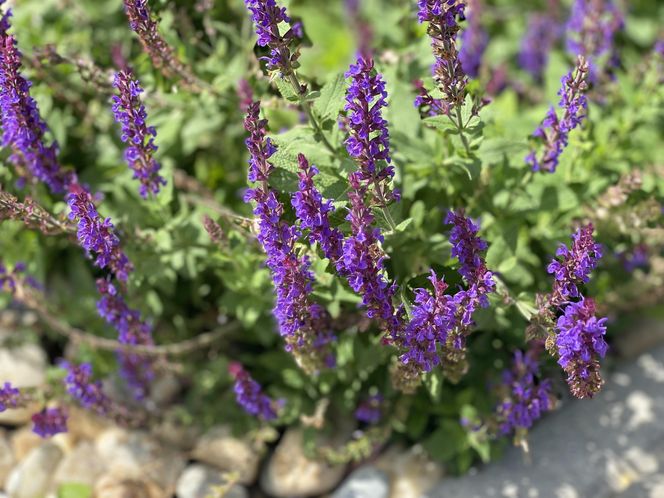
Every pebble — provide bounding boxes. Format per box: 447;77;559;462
5;442;63;498
375;445;444;498
332;467;390;498
52;441;106;488
0;344;47;426
0;429;14;489
175;463;248;498
94;472;164;498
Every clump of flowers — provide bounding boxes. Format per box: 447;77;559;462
243;102;335;373
0;382;21;412
61;361;112;415
526;56;589;173
32;407;68;438
244;0;303;76
229;362;278;420
519;14;562;82
67;184;134;282
413;79;447;117
96;279;155;399
459;0;488;78
111;70;166;198
495;348;554;437
555;297;608;398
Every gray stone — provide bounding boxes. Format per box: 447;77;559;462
191;426;260;485
260;428;346;497
0;343;47;425
0;429;14;489
332;467;389;498
96;428;186;493
374;445;443;498
94;472;164;498
175;464;248;498
5;442;63;498
53;441;106;487
426;344;664;498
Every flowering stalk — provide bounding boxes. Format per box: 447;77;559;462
345;0;373;57
413;79;448;117
554;297;607;398
519;14;562;82
526;56;589;173
566;0;623;83
61;361;112;415
122;0;201;90
0;5;74;192
0;191;74;236
459;0;488;78
0;382;21;412
96;279;155;399
67;184;134;282
32;407;68;438
111;70;166;198
243;102;335;373
229;362;278;420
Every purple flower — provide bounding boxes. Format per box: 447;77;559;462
618;244;649;272
354;394;383;424
229;362;278;420
32;407;68;438
238;78;254;114
566;0;623;83
459;0;488;78
496;348;554;435
418;0;468;108
61;361;111;415
111;70;165;198
555;297;608;398
413;79;448;117
519;14;562;82
244;0;302;75
291;153;344;263
96;279;154;399
67;183;133;282
0;10;74;193
344;56;396;204
0;382;20;412
243;102;335;372
547;223;602;305
526;56;589;173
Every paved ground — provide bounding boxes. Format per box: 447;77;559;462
426;344;664;498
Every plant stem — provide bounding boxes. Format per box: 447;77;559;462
452;105;472;156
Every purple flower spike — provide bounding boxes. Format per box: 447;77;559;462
0;10;74;193
243;102;335;372
519;14;562;82
526;56;589;173
112;70;166;198
413;79;448;117
0;382;20;412
96;279;154;399
496;348;554;435
32;407;68;438
61;361;112;415
459;0;488;78
418;0;468;108
67;184;133;282
547;223;602;305
555;297;608;398
244;0;302;75
229;362;278;420
291;153;344;263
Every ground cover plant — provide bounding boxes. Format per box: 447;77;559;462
0;0;663;476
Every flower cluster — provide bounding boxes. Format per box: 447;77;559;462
0;382;20;412
618;244;649;272
418;0;468;108
413;79;448;117
459;0;488;78
122;0;198;88
61;361;111;415
519;14;562;82
244;0;303;75
547;223;602;305
229;362;278;420
111;70;166;198
243;102;335;372
354;394;383;424
526;56;589;173
0;6;73;193
32;407;68;438
96;279;155;399
495;348;554;435
566;0;623;83
343;56;397;204
291;153;344;263
555;297;608;398
67;184;133;282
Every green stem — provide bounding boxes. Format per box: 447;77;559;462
452;106;472;156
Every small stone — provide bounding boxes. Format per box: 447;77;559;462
96;428;186;493
53;441;106;488
152;419;200;452
260;428;346;497
150;372;182;407
0;429;14;488
94;472;164;498
0;343;47;426
67;406;111;441
10;427;42;462
191;426;260;485
332;467;390;498
5;442;63;498
175;464;248;498
375;445;443;498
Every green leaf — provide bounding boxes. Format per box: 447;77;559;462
313;73;346;122
424;370;443;402
274;77;300;102
57;483;93;498
423;115;459;134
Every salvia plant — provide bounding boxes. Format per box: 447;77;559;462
0;0;662;476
